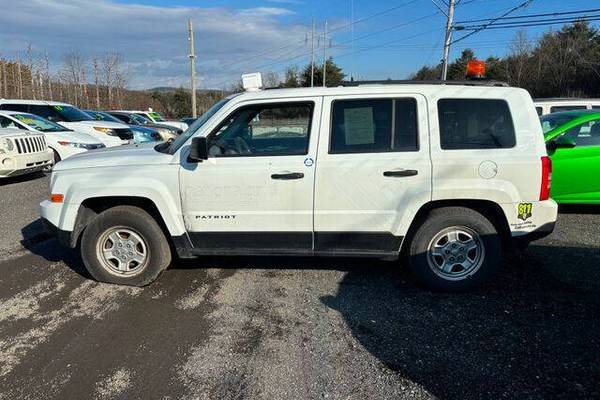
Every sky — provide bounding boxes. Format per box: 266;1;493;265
0;0;597;90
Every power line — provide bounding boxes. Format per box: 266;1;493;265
462;16;600;30
214;0;422;73
455;8;600;24
450;0;534;45
459;14;600;30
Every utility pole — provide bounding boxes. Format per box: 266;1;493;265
322;20;328;87
188;18;197;118
440;0;456;81
310;18;315;87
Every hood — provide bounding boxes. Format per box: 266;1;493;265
48;129;103;144
0;128;43;138
130;125;158;134
60;120;130;129
148;123;179;133
53;143;173;171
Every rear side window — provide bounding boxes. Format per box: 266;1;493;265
330;98;418;154
438;99;516;150
0;103;28;112
550;105;587;113
535;107;543;116
593;106;600;110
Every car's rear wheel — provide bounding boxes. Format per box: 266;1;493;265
407;207;501;292
81;206;171;286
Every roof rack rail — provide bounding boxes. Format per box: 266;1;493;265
340;79;509;87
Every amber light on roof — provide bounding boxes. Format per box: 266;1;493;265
466;60;486;79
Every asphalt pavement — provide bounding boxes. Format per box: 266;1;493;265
0;175;598;400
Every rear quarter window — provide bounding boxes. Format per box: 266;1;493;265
438;99;516;150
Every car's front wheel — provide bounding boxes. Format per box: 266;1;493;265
80;206;172;286
407;207;501;292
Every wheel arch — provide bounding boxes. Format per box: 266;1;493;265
70;196;185;251
400;199;512;256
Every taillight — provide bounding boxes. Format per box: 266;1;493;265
540;156;552;201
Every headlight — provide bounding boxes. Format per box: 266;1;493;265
58;141;105;150
0;138;14;152
93;127;117;136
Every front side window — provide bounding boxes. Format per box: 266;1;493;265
330;98;418;154
208;102;313;157
561;120;600;147
535;107;543;116
438;99;516;150
550;105;587;113
0;115;25;129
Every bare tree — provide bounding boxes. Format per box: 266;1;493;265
42;51;52;100
26;44;36;99
62;51;87;106
263;71;281;88
505;30;532;88
102;52;126;109
92;56;101;108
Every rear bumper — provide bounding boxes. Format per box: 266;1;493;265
512;221;555;247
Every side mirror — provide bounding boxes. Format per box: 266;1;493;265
547;137;576;151
188;137;208;162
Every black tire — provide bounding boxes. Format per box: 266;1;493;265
407;207;501;292
80;206;172;286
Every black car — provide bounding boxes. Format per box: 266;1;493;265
107;111;183;140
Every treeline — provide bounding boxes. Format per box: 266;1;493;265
411;22;600;98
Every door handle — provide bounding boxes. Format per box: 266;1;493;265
383;169;418;177
271;172;305;180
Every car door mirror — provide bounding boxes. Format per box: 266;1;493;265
548;137;577;150
189;136;209;162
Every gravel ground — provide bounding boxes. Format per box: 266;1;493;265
0;175;598;399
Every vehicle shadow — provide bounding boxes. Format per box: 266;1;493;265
0;171;47;187
321;243;600;400
558;204;600;215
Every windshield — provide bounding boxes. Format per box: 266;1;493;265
86;110;123;124
167;98;232;154
149;112;166;122
540;113;582;134
129;114;150;124
13;113;67;132
54;105;94;122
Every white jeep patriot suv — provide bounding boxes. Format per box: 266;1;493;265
40;77;558;291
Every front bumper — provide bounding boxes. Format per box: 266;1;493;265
0;152;53;177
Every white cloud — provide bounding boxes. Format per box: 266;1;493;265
0;0;309;89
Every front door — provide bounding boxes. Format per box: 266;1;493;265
313;94;431;255
179;98;322;254
550;119;600;203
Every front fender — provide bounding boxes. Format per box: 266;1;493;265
50;164;185;236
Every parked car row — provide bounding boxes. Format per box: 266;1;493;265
0;99;185;179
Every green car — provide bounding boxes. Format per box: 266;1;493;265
541;110;600;204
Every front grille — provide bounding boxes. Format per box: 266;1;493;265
114;128;134;140
14;136;47;154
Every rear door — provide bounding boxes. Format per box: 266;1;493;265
313;94;431;255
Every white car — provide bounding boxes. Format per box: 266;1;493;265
0;111;105;164
41;74;558;291
116;110;188;131
0;128;53;178
0;100;132;147
534;98;600;116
